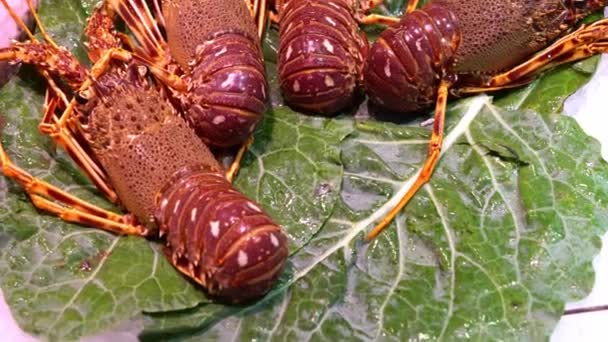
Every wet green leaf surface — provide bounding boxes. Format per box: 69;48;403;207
0;0;607;341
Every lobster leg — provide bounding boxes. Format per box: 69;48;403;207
225;136;254;183
248;0;269;38
405;0;419;14
0;136;146;236
457;19;608;94
356;0;400;25
367;79;451;241
38;95;119;204
357;14;400;25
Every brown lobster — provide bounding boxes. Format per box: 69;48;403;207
271;0;397;114
363;0;608;239
0;0;287;303
104;0;269;183
263;0;608;239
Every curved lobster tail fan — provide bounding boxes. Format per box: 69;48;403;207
364;3;460;114
155;166;288;302
278;0;369;115
186;33;268;148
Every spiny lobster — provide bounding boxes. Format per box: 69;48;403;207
262;0;608;239
105;0;270;182
273;0;397;114
364;0;608;239
0;0;287;303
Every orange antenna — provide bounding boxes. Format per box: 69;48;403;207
25;0;59;48
0;0;37;41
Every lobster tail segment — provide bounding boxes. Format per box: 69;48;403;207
363;3;460;114
278;0;369;115
186;33;269;148
155;166;289;303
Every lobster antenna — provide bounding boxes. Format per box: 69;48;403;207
25;0;59;48
0;0;70;107
256;0;268;39
109;0;166;61
128;0;164;42
151;0;166;33
0;0;37;42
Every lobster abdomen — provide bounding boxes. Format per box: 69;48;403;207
186;33;268;148
278;0;368;115
364;3;460;114
155;167;288;302
162;0;268;148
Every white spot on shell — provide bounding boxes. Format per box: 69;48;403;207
323;39;334;53
221;73;237;88
384;62;391;78
325;16;336;26
270;233;279;247
286;45;293;60
324;75;335;87
215;47;227;56
293;80;301;92
238;250;248;267
191;208;197;222
160;198;168;211
210;221;220;238
173;200;181;214
247;202;261;212
137;65;147;76
213;116;226;125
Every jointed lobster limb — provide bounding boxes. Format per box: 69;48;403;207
367;79;451;240
0;119;146;236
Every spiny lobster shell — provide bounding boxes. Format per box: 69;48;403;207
162;0;268;148
79;65;288;301
156;166;289;302
277;0;368;115
433;0;608;75
363;3;460;113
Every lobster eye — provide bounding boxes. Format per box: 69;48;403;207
75;90;92;104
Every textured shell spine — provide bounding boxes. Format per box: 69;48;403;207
363;3;460;114
278;0;368;115
78;65;222;226
155;166;289;302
